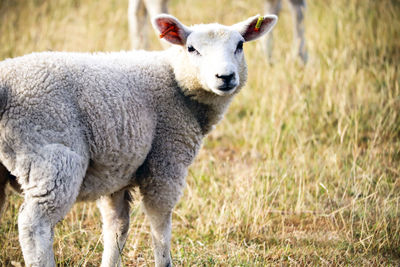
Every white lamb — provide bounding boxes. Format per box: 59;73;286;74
0;14;277;267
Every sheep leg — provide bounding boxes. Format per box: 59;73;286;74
289;0;308;63
143;0;170;49
128;0;149;50
0;163;22;220
18;144;87;267
143;204;173;267
139;165;184;267
264;0;282;63
8;173;21;193
143;0;168;17
0;164;8;219
97;189;131;267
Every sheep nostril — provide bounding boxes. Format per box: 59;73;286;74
216;73;235;84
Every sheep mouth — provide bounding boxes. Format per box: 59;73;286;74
211;85;237;96
217;84;236;91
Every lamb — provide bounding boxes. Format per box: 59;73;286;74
128;0;306;63
0;14;277;266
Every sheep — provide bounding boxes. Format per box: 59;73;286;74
128;0;169;49
0;14;277;266
265;0;308;63
128;0;306;63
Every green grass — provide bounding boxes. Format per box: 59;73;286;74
0;0;399;265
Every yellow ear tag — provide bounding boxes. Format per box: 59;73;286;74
255;16;264;32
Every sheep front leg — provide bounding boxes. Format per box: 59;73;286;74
97;189;131;267
144;206;173;267
18;144;88;267
139;169;185;267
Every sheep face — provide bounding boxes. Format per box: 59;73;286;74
184;25;245;96
153;14;277;97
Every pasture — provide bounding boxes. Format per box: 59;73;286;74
0;0;399;265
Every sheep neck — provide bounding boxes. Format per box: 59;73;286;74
177;88;232;136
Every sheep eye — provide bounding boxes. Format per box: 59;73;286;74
235;41;243;53
187;45;200;55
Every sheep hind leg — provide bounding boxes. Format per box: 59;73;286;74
289;0;308;63
0;164;19;220
18;144;88;267
97;189;131;267
264;0;282;63
0;164;8;219
143;0;168;18
143;0;170;49
128;0;149;50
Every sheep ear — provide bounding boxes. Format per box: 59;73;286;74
152;14;191;46
232;14;277;42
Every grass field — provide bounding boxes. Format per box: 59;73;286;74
0;0;399;266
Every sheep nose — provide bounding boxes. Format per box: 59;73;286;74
216;73;235;85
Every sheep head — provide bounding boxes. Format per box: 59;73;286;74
153;14;277;99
